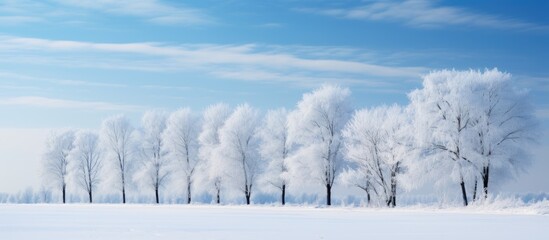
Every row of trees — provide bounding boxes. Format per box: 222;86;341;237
42;69;536;207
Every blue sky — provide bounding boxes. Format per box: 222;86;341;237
0;0;548;192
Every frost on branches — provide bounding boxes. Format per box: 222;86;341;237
37;69;537;206
41;129;75;204
163;108;200;204
100;114;136;204
134;110;170;204
70;130;102;203
258;108;291;205
342;105;415;207
409;69;536;206
218;104;262;205
287;84;351;206
198;103;231;204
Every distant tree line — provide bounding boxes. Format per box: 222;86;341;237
41;69;537;207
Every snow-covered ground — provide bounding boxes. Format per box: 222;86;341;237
1;204;548;240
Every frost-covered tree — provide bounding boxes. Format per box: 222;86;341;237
198;103;231;204
218;104;262;205
41;129;75;203
258;108;291;205
410;70;476;206
100;114;135;204
287;84;351;206
466;70;537;200
409;69;524;205
135;110;170;204
71;130;102;203
163;108;200;204
342;105;414;207
339;168;374;205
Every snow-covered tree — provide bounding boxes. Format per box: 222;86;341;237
41;129;75;203
258;108;291;205
287;84;352;206
134;110;170;204
218;104;262;205
100;114;135;204
163;108;200;204
198;103;231;204
466;69;537;200
410;70;477;206
409;69;522;206
71;130;102;203
342;105;414;207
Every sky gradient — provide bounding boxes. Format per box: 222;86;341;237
0;0;547;193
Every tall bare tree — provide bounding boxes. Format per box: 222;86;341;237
100;114;135;203
258;108;291;205
42;130;75;203
163;108;200;204
71;130;102;203
135;110;170;204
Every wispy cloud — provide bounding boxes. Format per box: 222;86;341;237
0;71;127;88
55;0;212;25
299;0;547;31
0;85;40;90
140;85;193;91
0;0;212;26
0;16;42;25
0;35;427;87
0;96;143;111
211;69;395;88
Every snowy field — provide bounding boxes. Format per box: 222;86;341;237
1;204;548;240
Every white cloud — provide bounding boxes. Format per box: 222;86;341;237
0;16;42;25
54;0;212;25
0;0;211;26
211;69;394;88
0;71;127;88
0;96;143;112
0;36;427;85
299;0;547;31
140;85;193;91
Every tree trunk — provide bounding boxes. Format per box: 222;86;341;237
326;183;332;206
483;166;490;199
245;185;251;205
121;173;126;204
187;177;192;204
88;190;93;203
62;184;66;204
155;188;159;204
245;194;251;205
122;185;126;204
472;178;478;202
366;191;371;205
460;180;468;206
390;163;399;208
216;188;220;204
281;184;286;205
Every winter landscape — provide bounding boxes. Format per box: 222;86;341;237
1;0;548;239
